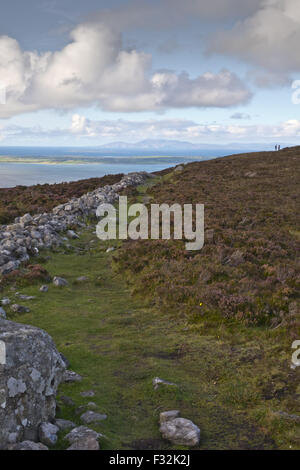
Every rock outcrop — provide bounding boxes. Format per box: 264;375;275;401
0;319;66;449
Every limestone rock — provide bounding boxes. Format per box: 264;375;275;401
80;411;107;424
0;318;66;449
62;370;82;384
65;426;102;444
53;277;68;287
10;440;48;451
38;422;59;447
55;419;76;431
40;285;49;293
159;414;200;447
67;436;99;450
153;377;177;390
11;304;30;314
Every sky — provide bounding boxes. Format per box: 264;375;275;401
0;0;300;146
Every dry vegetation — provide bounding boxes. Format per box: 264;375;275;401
116;147;300;330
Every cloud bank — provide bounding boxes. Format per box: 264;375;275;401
0;21;251;118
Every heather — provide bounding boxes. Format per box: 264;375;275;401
116;148;300;329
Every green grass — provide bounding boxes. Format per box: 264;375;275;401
1;225;299;450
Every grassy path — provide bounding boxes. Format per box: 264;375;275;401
4;226;295;449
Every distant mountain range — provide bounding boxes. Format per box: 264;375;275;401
97;139;273;155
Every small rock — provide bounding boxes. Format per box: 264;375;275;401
244;171;257;178
53;276;68;287
11;304;30;314
55;419;76;431
160;416;200;447
40;285;49;293
153;377;177;390
106;247;115;253
16;294;36;301
67;230;79;239
80;411;107;424
67;436;100;450
38;422;59;447
65;426;102;444
0;307;6;319
1;298;10;306
76;276;88;282
80;390;95;398
62;370;82;383
10;441;49;451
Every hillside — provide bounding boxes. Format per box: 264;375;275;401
0;148;299;450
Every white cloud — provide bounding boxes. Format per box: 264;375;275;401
0;22;251;118
2;116;300;144
209;0;300;80
70;115;300;141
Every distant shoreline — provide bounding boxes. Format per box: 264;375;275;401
0;155;205;165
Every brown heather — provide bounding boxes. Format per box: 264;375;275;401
116;147;300;329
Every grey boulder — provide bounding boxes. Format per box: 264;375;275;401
38;422;59;447
159;412;200;447
0;318;66;449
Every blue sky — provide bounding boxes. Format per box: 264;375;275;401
0;0;300;146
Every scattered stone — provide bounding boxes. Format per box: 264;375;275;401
16;294;36;301
76;276;89;282
67;436;100;450
0;319;66;449
40;285;49;293
1;298;10;306
80;390;95;398
159;413;200;447
67;230;79;239
153;377;178;390
62;370;83;383
0;307;6;319
80;411;107;424
10;441;49;451
244;171;257;178
11;304;30;314
53;276;68;287
55;419;76;431
38;422;59;447
65;426;102;444
106;247;115;253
